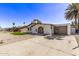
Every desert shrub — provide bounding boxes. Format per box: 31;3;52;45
0;40;4;44
12;27;21;32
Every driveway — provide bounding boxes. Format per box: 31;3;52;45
0;32;78;56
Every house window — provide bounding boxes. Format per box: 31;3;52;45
28;28;31;31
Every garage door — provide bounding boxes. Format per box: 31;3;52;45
54;26;67;35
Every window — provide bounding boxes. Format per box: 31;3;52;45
28;28;31;31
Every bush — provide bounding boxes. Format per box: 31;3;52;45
0;40;4;44
12;27;21;32
11;32;26;35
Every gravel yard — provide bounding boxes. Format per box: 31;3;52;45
0;31;35;45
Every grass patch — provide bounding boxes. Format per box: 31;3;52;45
11;32;26;35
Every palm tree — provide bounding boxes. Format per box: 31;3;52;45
65;3;79;31
12;22;15;32
23;22;25;25
65;4;79;49
12;22;15;27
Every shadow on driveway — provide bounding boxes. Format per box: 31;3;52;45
72;35;79;49
44;35;67;40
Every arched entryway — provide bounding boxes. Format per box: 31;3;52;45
38;26;44;34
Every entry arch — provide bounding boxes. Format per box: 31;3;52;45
38;26;44;34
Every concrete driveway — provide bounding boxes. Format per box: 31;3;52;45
0;32;78;56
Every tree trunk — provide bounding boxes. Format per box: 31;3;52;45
78;19;79;30
78;14;79;32
75;17;76;25
75;17;77;29
50;25;52;36
76;3;79;32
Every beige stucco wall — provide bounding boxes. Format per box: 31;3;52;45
31;24;42;34
20;28;28;32
43;25;54;35
67;24;71;35
20;24;71;35
31;24;54;35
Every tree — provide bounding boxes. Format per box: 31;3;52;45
12;22;15;32
12;22;15;27
65;3;79;30
23;22;25;25
65;4;79;49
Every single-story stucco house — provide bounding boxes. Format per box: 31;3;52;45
21;19;72;35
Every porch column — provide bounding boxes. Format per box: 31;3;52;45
67;24;71;35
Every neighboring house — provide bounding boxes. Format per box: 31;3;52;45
19;26;28;32
21;19;71;35
5;26;28;32
0;26;2;31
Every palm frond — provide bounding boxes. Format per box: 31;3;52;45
65;3;78;22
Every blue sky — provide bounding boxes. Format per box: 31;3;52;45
0;3;70;28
